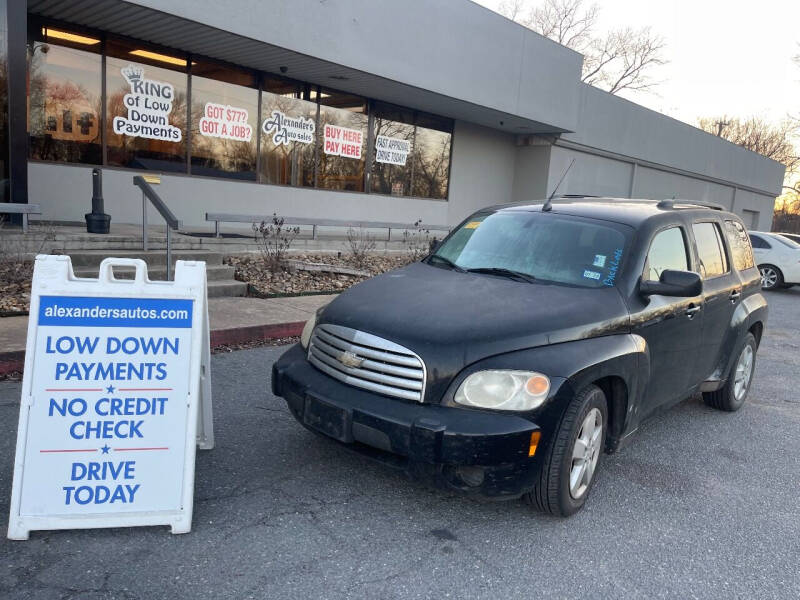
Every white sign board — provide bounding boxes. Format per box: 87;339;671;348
199;102;253;142
262;110;315;146
375;135;411;166
8;256;213;540
323;123;363;159
113;64;182;142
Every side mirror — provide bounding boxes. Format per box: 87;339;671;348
640;269;702;297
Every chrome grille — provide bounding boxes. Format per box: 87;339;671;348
308;323;426;402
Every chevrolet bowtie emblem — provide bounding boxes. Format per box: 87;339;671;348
338;350;364;369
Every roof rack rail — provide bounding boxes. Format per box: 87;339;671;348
656;199;724;211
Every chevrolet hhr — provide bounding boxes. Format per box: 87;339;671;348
272;199;767;516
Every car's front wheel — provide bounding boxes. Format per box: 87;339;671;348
524;384;607;516
759;264;783;290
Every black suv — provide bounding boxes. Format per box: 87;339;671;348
272;199;767;516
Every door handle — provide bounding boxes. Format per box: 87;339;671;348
685;305;702;318
730;290;741;303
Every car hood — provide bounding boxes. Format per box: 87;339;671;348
320;262;631;396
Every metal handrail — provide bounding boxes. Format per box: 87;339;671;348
132;176;181;280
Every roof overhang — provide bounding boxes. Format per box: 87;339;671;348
29;0;583;135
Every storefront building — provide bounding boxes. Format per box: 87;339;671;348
0;1;786;230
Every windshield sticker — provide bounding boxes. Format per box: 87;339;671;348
464;221;482;229
583;270;601;280
602;248;624;286
593;254;606;267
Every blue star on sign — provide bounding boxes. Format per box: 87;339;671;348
101;444;110;454
106;385;115;393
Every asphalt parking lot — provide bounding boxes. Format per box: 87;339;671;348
2;288;800;599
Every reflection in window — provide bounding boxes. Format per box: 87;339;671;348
317;90;367;192
724;220;755;271
190;61;258;180
0;3;7;195
644;227;688;281
412;113;452;199
259;78;316;187
692;222;728;279
370;103;414;196
105;39;187;172
28;32;102;164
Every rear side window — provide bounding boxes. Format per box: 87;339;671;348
644;227;688;281
724;220;755;271
693;222;729;279
749;234;771;249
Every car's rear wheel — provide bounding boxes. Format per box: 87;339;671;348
524;384;607;516
703;332;757;412
759;264;783;290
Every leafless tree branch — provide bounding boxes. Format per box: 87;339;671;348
499;0;666;95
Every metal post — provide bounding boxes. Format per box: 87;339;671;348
312;224;317;240
22;213;28;234
387;227;391;241
215;220;220;238
142;191;148;251
166;227;172;281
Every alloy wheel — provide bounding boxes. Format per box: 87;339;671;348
569;408;603;499
733;344;754;402
760;266;778;289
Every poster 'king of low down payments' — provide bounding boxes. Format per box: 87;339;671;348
7;255;213;540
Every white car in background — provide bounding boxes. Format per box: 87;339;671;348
748;231;800;290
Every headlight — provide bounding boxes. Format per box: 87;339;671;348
300;316;315;350
454;370;550;411
300;305;328;350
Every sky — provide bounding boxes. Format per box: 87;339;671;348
473;0;800;127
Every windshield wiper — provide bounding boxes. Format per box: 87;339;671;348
465;267;536;283
427;254;465;272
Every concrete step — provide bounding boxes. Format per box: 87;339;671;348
60;249;224;268
207;280;248;298
72;263;237;282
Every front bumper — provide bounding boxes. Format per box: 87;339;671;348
272;344;544;498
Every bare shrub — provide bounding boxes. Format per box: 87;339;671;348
0;217;57;285
252;213;300;272
346;227;377;270
402;220;432;263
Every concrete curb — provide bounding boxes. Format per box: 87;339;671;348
0;321;305;376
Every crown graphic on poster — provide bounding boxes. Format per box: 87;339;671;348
122;64;144;84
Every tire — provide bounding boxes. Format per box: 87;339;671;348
758;264;783;290
703;333;757;412
524;384;607;517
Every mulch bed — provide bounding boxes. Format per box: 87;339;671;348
0;252;413;315
225;253;411;296
0;262;33;315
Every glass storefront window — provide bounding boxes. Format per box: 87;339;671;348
412;113;452;200
259;77;316;187
25;22;454;200
105;38;187;172
370;102;414;197
317;90;367;192
28;27;102;164
0;1;7;196
190;61;258;180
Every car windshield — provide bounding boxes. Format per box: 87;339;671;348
430;210;629;288
774;234;800;249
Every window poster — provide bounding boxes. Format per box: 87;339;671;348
262;110;315;145
198;103;252;142
323;124;363;159
375;135;412;166
113;65;181;142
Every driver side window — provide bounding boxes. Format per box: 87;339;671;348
643;227;689;282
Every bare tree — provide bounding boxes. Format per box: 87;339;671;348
498;0;666;95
